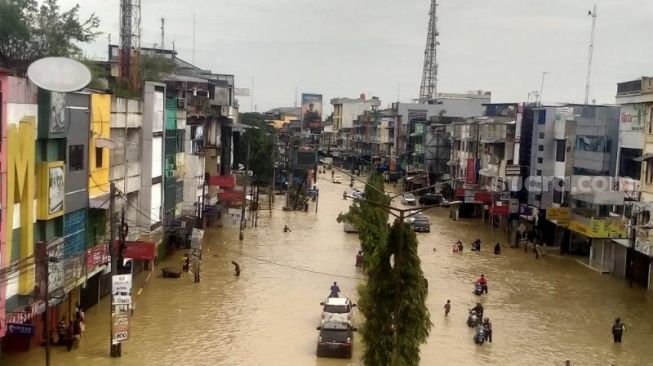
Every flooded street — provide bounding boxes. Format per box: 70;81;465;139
7;176;653;366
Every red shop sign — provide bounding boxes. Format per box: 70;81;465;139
218;190;245;203
474;192;492;203
86;244;109;272
209;175;235;187
112;241;156;260
490;205;509;216
466;159;476;184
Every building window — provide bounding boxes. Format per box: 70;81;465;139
177;133;185;153
649;107;653;134
536;169;542;176
69;145;84;171
553;178;564;204
537;110;546;124
537;157;543;164
539;132;545;139
95;147;103;168
556;139;566;162
647;160;653;185
538;145;544;152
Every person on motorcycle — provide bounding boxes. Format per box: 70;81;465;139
474;323;485;344
472;239;481;251
283;225;291;233
472;303;484;322
483;317;493;342
476;274;488;294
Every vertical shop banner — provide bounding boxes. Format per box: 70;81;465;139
112;274;133;305
466;159;476;184
112;311;129;342
301;93;323;133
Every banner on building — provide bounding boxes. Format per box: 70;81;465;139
546;207;570;222
63;254;85;293
112;274;133;305
7;323;35;337
86;244;110;272
301;93;323;133
466;159;476;184
620;104;646;131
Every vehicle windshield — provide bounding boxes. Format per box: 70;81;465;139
319;329;350;342
404;194;415;199
324;304;350;313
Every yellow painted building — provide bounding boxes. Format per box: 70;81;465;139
89;93;111;198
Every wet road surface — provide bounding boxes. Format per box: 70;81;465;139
6;174;653;365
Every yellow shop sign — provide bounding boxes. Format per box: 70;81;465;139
568;218;626;239
546;207;570;222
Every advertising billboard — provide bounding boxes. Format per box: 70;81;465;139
301;93;322;133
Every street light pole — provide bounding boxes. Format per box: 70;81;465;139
240;138;251;241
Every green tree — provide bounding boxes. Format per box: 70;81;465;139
0;0;100;71
338;174;431;365
236;112;274;185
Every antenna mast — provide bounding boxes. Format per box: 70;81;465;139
160;18;165;49
585;5;597;104
119;0;141;90
418;0;439;103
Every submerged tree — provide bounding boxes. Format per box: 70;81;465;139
337;173;431;365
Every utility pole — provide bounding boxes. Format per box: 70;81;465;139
42;241;51;366
109;182;120;357
240;138;251;241
585;5;597;104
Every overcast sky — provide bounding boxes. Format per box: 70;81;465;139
63;0;653;113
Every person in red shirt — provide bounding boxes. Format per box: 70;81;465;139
476;274;488;294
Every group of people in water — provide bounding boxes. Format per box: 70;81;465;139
452;239;502;255
53;303;85;351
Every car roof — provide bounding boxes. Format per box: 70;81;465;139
325;297;350;306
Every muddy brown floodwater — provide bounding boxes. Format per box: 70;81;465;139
7;174;653;366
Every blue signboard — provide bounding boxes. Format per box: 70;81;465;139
7;323;35;337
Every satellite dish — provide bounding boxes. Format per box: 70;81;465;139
27;57;91;92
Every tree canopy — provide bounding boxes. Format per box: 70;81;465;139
0;0;100;71
236;113;274;185
337;174;431;365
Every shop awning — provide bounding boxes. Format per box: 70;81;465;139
632;153;653;162
479;168;498;177
611;238;630;248
89;193;110;209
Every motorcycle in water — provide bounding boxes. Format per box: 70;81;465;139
474;282;484;296
467;310;479;328
474;325;486;345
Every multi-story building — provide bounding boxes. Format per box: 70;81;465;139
391;91;490;172
331;95;381;156
0;73;115;352
618;76;653;290
614;77;651;202
529;105;626;266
